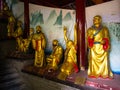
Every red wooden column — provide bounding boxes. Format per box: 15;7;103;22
0;0;3;11
23;0;29;38
76;0;87;70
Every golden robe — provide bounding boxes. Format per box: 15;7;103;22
46;45;63;70
60;40;78;75
87;26;113;78
32;32;46;67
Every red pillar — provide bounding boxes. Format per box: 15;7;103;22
0;0;4;11
23;0;29;38
76;0;87;70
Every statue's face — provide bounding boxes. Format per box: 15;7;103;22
29;28;34;35
67;40;73;49
52;40;58;47
93;16;102;28
17;21;22;27
36;26;41;34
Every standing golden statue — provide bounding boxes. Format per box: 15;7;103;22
28;28;34;41
32;25;46;67
86;15;113;78
2;1;12;16
7;15;16;38
26;28;35;54
58;24;78;80
13;20;23;51
46;39;63;72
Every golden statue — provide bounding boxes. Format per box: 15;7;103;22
86;15;113;78
7;15;16;38
46;39;63;72
19;38;30;53
28;28;34;41
13;20;23;38
14;28;34;53
32;25;46;67
2;1;12;16
58;24;78;80
3;1;9;11
13;20;23;52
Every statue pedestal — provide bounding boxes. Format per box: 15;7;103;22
7;50;34;60
22;64;120;90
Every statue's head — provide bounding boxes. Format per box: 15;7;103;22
63;26;67;32
67;40;74;49
3;1;9;11
36;25;41;34
17;20;22;27
52;39;58;47
93;15;102;28
29;28;34;35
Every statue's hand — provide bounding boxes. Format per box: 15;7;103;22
101;40;105;44
74;23;77;30
63;26;67;34
90;35;94;39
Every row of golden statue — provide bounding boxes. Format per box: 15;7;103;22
7;14;113;80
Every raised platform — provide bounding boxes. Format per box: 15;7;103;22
22;64;120;90
6;51;120;90
7;51;34;60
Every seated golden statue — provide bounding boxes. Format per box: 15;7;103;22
57;24;78;80
32;25;46;67
19;38;30;53
86;15;113;79
15;28;34;53
46;39;63;72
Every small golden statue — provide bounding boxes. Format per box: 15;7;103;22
86;15;113;78
57;23;78;80
32;25;46;67
28;28;34;41
15;28;34;53
7;15;16;38
3;1;9;11
2;1;13;16
13;20;23;52
46;39;63;72
19;38;30;53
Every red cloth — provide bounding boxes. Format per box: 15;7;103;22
73;63;79;73
103;38;109;51
36;40;38;50
88;37;94;48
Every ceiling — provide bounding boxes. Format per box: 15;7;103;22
20;0;112;9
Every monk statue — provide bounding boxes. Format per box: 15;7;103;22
7;15;16;38
46;39;63;72
2;1;13;16
28;28;34;41
57;23;78;80
86;15;113;79
15;28;34;53
26;28;35;54
13;20;23;52
32;25;46;67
